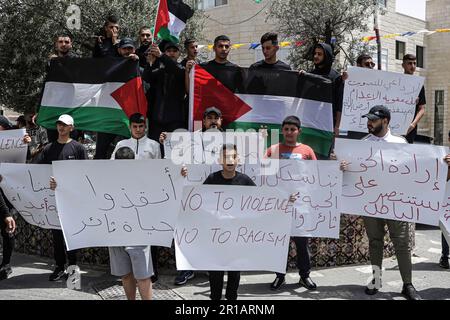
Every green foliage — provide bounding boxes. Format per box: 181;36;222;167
0;0;204;113
268;0;378;70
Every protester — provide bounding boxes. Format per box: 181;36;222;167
0;115;31;281
340;105;424;300
136;26;152;68
250;32;291;70
143;42;187;143
92;15;121;58
203;144;256;300
37;114;87;281
402;54;426;144
439;131;450;269
109;146;153;300
307;43;344;146
181;39;200;68
265;116;317;291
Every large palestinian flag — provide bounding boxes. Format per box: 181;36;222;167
154;0;194;43
37;57;147;137
190;65;334;157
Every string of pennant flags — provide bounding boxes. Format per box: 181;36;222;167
195;28;450;51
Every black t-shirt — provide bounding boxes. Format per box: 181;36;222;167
250;60;292;71
416;86;426;115
36;140;87;164
203;171;256;186
200;60;242;92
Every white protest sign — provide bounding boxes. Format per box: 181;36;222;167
175;185;292;273
0;129;27;164
185;160;343;239
440;182;450;243
341;67;425;135
0;164;61;229
164;131;264;165
335;139;447;225
52;160;184;250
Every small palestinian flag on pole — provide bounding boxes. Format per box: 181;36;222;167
37;57;147;138
190;65;334;157
154;0;194;43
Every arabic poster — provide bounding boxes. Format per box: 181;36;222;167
440;182;450;242
52;160;184;250
335;139;447;225
185;160;343;239
163;131;265;165
0;164;61;230
341;67;425;135
0;129;28;164
174;185;292;273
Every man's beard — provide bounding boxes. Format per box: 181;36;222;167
369;124;383;136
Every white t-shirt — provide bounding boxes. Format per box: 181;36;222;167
111;136;161;160
363;130;407;144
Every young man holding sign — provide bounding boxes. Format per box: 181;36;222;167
342;105;450;300
265;116;318;291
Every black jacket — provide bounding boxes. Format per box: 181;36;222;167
142;55;187;125
0;190;11;220
310;43;344;126
93;37;120;58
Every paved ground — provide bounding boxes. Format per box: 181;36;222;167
0;226;448;300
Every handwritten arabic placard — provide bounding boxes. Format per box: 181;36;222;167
175;185;292;273
341;67;425;135
164;131;264;165
52;160;184;251
440;182;450;242
0;164;61;230
335;139;447;225
185;160;343;239
0;129;27;164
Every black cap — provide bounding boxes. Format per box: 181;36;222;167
204;107;222;118
119;38;136;49
362;105;391;121
164;42;180;52
0;115;13;130
129;113;145;124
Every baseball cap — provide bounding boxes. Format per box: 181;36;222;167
164;42;180;52
56;114;74;126
204;107;222;118
362;105;391;121
119;38;136;49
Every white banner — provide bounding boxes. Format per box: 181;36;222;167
0;129;27;164
341;67;425;135
441;182;450;242
52;160;184;250
175;185;292;273
335;139;447;225
0;164;61;229
185;160;343;239
163;131;264;165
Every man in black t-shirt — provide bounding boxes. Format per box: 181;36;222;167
36;114;87;281
250;32;291;71
203;144;256;301
402;54;426;144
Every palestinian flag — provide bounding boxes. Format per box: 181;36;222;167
37;57;147;137
154;0;194;43
190;65;334;157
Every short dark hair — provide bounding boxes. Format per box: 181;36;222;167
139;26;151;34
221;143;237;154
214;35;231;46
282;116;301;129
260;32;278;46
115;147;135;160
54;34;73;43
403;54;417;62
184;38;197;49
129;113;145;124
104;15;119;27
356;53;373;66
